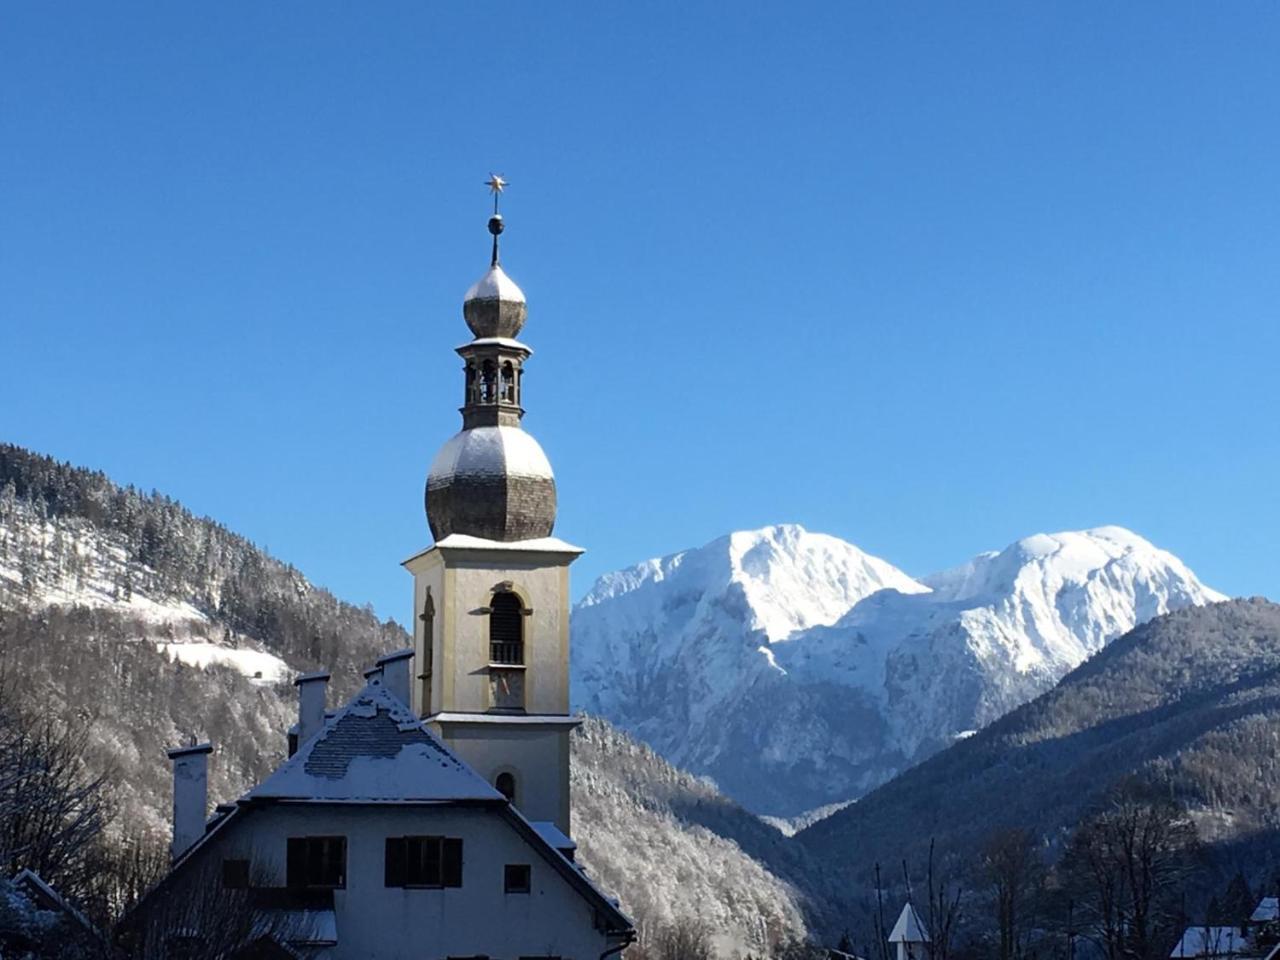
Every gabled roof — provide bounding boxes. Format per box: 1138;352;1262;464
1170;926;1247;958
1253;898;1279;923
250;679;502;803
889;903;929;943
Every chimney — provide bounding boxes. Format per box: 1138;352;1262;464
376;648;415;707
294;671;330;748
166;742;213;861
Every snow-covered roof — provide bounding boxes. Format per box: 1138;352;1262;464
428;711;582;727
1253;898;1279;922
428;426;554;487
531;820;577;853
889;903;929;943
1170;927;1247;958
10;869;103;940
250;679;502;803
457;336;532;353
403;534;584;563
464;264;525;304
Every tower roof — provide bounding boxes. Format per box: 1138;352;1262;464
465;263;525;306
889;903;929;944
425;177;558;543
426;425;556;541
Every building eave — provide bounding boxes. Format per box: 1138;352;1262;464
402;535;584;570
427;711;584;729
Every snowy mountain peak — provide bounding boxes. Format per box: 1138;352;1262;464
579;524;926;643
923;525;1226;609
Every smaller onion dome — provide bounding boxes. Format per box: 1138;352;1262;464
426;425;556;541
463;262;527;339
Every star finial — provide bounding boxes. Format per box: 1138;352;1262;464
484;174;509;265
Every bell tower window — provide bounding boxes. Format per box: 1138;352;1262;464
501;361;517;403
489;591;524;665
481;360;497;403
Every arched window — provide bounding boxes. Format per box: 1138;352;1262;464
495;772;516;802
465;364;478;405
489;591;523;665
481;360;497;403
501;362;516;403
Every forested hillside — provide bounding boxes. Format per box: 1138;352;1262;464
572;717;815;956
0;443;405;691
797;598;1280;929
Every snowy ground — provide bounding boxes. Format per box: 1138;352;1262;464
0;505;291;686
156;641;291;685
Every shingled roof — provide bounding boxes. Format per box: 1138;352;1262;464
250;678;502;803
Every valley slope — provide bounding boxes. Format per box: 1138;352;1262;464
794;597;1280;928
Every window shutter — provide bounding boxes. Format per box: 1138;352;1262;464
443;838;463;887
286;838;305;887
385;837;406;887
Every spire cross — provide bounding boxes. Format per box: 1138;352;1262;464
484;174;508;266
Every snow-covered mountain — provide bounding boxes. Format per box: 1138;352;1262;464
572;523;1226;816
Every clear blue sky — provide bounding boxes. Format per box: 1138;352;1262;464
3;2;1277;623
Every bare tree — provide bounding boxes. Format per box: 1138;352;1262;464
873;862;892;960
117;860;313;960
1062;782;1199;960
923;840;963;960
0;684;111;910
981;827;1044;960
642;918;715;960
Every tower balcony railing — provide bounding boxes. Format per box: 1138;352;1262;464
489;641;524;666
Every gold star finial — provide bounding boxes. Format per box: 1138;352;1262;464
484;174;509;264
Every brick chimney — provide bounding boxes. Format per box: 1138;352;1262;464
294;671;330;749
166;742;213;861
376;648;415;707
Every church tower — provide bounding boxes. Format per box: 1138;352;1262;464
405;177;582;836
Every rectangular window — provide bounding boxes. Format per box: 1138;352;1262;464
504;863;532;894
286;836;346;889
385;836;463;888
222;858;250;890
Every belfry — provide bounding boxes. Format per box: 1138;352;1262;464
405;176;582;835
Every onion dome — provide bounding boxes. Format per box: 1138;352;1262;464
463;258;527;339
426;426;556;541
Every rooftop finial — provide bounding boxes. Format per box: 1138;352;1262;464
484;174;508;266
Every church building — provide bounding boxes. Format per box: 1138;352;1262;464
123;182;633;960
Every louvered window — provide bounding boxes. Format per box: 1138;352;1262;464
489;591;524;665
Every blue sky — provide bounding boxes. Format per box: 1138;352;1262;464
3;2;1278;622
